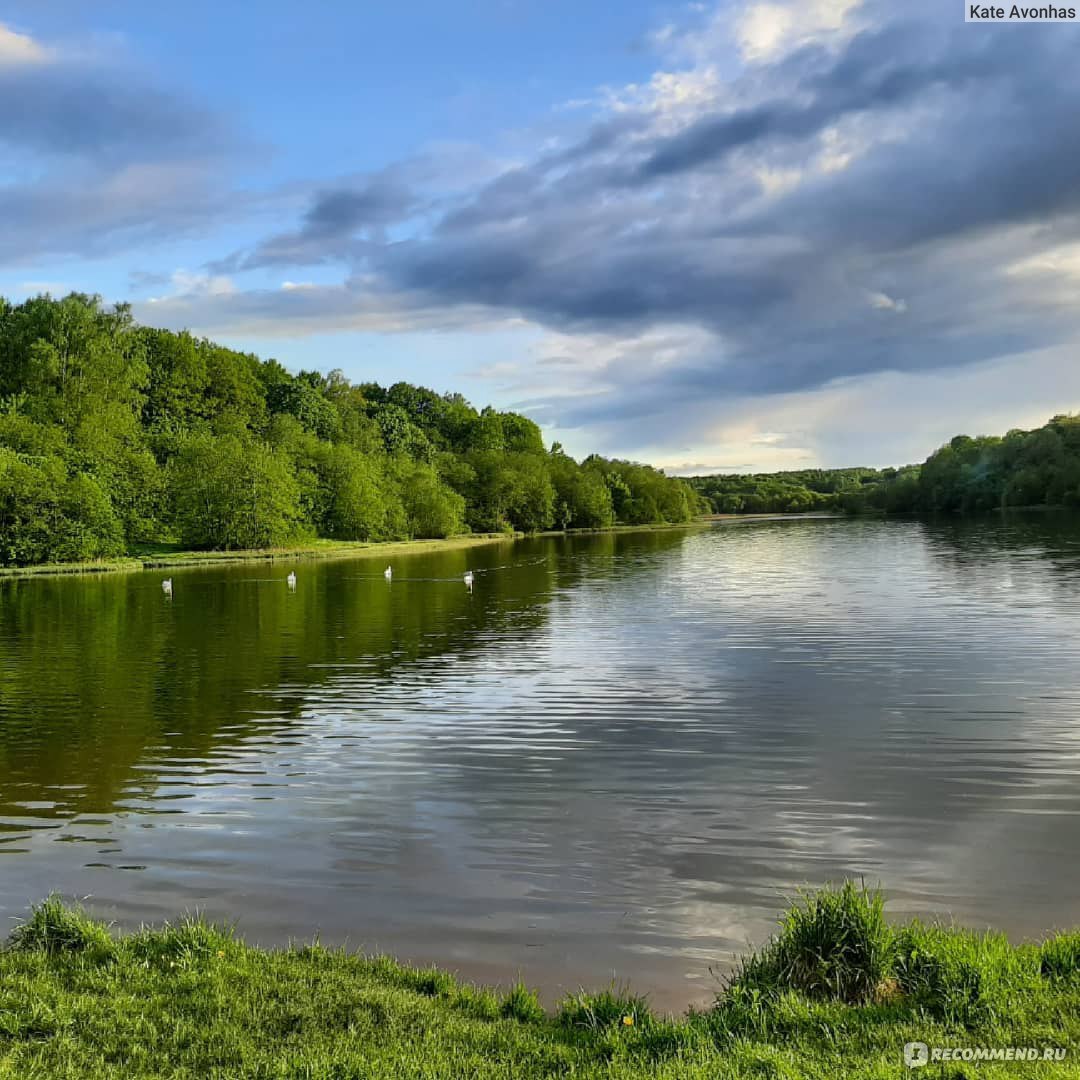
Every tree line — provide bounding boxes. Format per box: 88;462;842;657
688;468;885;514
688;414;1080;516
0;294;703;566
846;414;1080;514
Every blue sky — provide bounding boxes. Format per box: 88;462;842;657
2;0;1079;471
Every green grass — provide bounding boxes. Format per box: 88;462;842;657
0;522;715;579
133;533;518;569
0;521;728;579
0;534;518;579
729;880;894;1005
0;886;1077;1077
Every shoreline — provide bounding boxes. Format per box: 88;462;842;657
4;887;1076;1077
0;520;715;581
0;534;517;580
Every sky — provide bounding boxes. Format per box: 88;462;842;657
2;0;1080;473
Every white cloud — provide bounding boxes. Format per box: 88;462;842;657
602;69;725;127
1006;240;1080;281
867;290;908;313
755;166;804;196
735;0;863;63
0;23;48;67
147;269;235;303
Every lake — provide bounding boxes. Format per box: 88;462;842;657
1;515;1079;1012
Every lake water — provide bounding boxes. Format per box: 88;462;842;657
2;516;1080;1011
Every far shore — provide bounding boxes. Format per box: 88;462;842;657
699;511;841;522
0;519;727;581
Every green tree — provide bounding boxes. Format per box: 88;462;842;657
394;460;466;538
0;294;754;566
549;451;614;529
169;434;302;549
313;444;401;541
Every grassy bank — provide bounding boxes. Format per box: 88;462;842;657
0;534;520;580
1;885;1076;1078
0;520;717;581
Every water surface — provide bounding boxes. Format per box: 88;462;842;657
2;516;1079;1010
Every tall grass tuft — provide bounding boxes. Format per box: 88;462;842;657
1040;931;1080;982
728;881;893;1005
127;916;237;973
556;985;654;1030
7;896;115;962
501;982;546;1024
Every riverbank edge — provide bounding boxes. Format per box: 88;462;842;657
0;520;717;580
2;887;1077;1078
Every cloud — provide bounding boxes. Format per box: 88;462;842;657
219;172;421;272
0;165;254;267
0;23;48;66
147;269;236;302
136;277;513;338
215;146;514;275
735;0;863;63
0;22;249;266
867;290;906;313
121;0;1080;459
0;25;230;166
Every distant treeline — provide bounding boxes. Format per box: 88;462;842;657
689;414;1080;516
0;294;703;566
688;468;883;514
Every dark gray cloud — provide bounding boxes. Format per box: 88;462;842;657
217;171;420;272
305;182;415;234
0;60;229;165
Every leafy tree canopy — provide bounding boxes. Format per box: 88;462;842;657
0;293;702;565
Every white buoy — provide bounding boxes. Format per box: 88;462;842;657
384;566;393;581
464;571;474;588
286;571;297;589
162;578;173;595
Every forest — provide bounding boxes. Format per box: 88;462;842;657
0;294;703;566
847;414;1080;514
689;414;1080;516
688;468;884;514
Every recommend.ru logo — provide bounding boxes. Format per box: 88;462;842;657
905;1041;1068;1068
904;1043;929;1069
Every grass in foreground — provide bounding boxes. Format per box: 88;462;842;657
0;885;1077;1078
